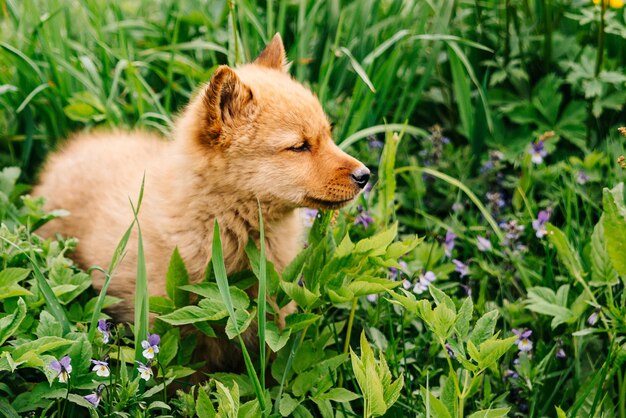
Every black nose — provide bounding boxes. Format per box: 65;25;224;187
351;167;370;189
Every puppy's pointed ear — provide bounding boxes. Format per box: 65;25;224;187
254;33;287;71
203;65;254;138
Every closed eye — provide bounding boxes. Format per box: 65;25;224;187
288;141;310;152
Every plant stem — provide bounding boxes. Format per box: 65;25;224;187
343;298;358;354
595;0;606;76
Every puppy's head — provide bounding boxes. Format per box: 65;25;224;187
187;34;369;210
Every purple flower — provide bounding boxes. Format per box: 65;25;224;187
136;361;153;381
368;135;384;149
504;369;519;380
588;310;599;326
84;393;101;407
49;356;72;383
453;259;469;277
445;344;455;358
512;329;533;352
141;334;160;359
366;294;378;303
444;231;456;257
486;192;505;209
413;271;436;294
576;170;590;185
532;210;551;238
91;359;110;377
480;160;494;174
402;279;412;290
389;260;408;281
354;211;373;228
302;208;318;228
452;202;464;213
529;140;548;164
97;320;111;344
556;348;566;359
500;220;525;245
476;236;492;252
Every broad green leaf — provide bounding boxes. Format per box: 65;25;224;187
12;336;75;362
315;388;360;403
455;297;473;339
285;313;321;332
0;267;32;299
467;407;511;418
149;296;174;314
180;283;250;309
166;247;190;308
196;387;216;418
0;298;27;345
279;393;300;417
225;309;255;339
546;223;585;283
35;310;63;338
432;304;456;340
475;336;517;371
589;219;619;286
602;186;626;281
469;310;498;346
420;386;452;418
280;281;320;308
158;305;225;326
429;286;456;312
526;286;574;328
265;322;291;352
354;223;398;256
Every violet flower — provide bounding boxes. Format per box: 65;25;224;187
354;211;373;228
512;329;533;352
49;356;72;383
84;393;101;407
302;208;318;228
389;260;408;281
453;259;469;277
444;231;456;257
588;310;599;326
532;210;551;238
97;320;111;344
476;236;492;252
529;140;548;164
366;294;378;303
413;271;436;294
136;361;153;381
576;171;590;185
141;334;160;359
91;359;110;377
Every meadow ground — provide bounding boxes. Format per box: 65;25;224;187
1;0;626;417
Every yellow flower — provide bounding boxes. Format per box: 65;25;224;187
593;0;625;8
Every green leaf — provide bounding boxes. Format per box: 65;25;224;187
36;310;63;338
158;305;224;326
354;223;398;256
180;283;250;309
546;223;585;282
315;388;360;403
149;296;174;314
225;309;255;339
0;298;27;345
555;406;567;418
469;310;498;346
0;268;32;300
285;313;320;332
280;281;320;308
12;336;75;363
475;336;517;371
279;393;300;417
590;219;620;286
432;304;457;340
467;407;511;418
526;286;575;328
158;328;179;368
265;322;291;352
420;386;452;418
602;186;626;281
455;297;473;339
196;387;216;418
166;247;190;308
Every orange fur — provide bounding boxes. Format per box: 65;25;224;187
34;34;369;370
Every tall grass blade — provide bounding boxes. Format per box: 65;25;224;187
212;220;266;413
257;200;267;391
